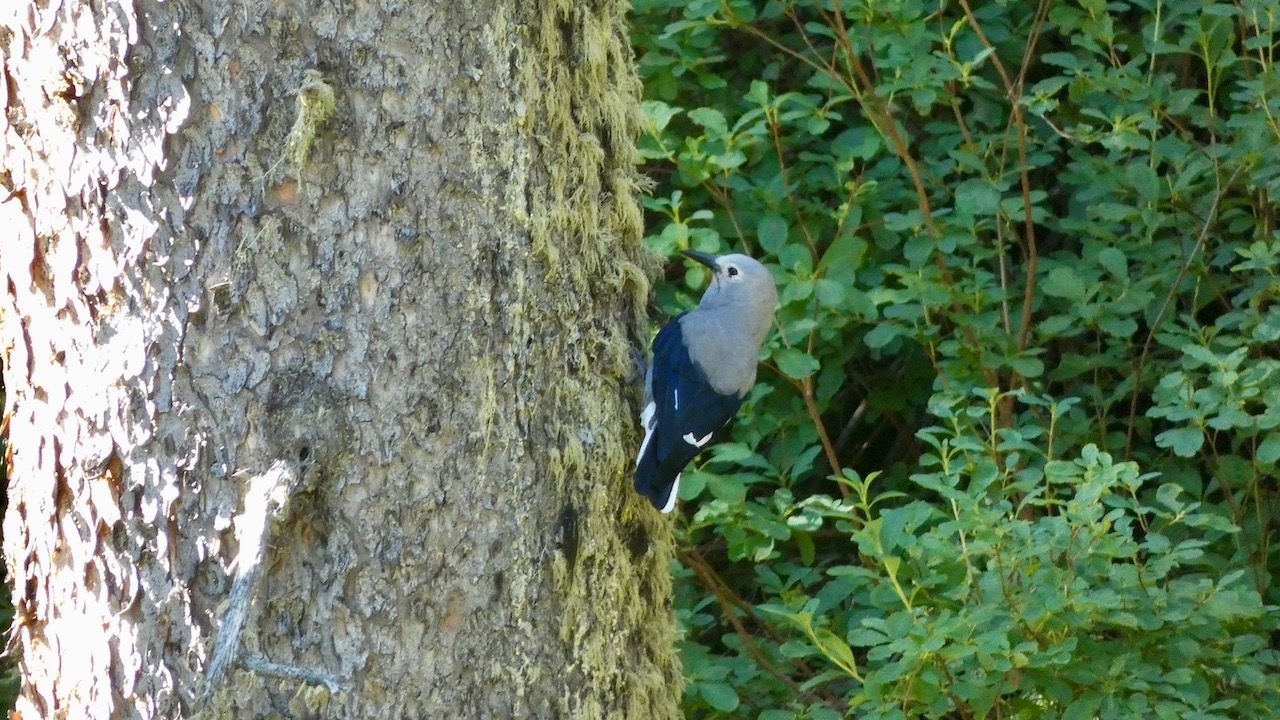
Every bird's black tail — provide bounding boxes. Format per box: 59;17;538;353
634;450;680;513
635;401;681;512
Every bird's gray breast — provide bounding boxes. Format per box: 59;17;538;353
679;311;760;397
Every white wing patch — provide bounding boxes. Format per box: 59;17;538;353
635;401;656;468
683;431;714;448
673;388;680;410
660;473;681;513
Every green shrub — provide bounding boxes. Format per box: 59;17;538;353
632;0;1280;716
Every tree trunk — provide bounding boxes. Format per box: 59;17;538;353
0;0;679;717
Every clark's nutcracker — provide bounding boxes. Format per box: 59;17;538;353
635;250;778;512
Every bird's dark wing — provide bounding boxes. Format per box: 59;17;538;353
634;316;744;511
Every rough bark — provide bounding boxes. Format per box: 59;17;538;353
1;0;679;717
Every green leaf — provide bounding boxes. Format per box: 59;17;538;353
678;470;708;500
756;214;788;254
1096;247;1128;279
686;107;728;136
746;79;770;105
1257;432;1280;464
640;100;682;133
1127;163;1161;202
817;233;866;282
865;323;901;349
698;681;739;712
1008;355;1044;378
778;242;811;274
811;626;859;676
781;279;814;304
775;348;820;379
1182;344;1219;368
709;442;772;469
1063;694;1103;720
1040;266;1087;301
1156;426;1204;457
1041;51;1082;70
832;126;881;160
794;530;816;565
903;234;934;266
706;473;746;504
1156;483;1187;512
1237;663;1269;687
1097;314;1137;337
954;179;1000;218
845;289;876;321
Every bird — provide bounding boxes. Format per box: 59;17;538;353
635;250;778;512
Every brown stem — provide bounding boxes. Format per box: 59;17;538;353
767;114;819;260
1123;163;1244;457
677;545;827;697
955;0;1043;358
803;376;850;501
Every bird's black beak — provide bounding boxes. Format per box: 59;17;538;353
680;250;718;270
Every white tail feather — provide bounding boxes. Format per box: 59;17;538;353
660;473;681;513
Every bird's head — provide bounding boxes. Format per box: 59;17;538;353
681;250;778;318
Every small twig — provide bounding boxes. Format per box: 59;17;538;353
996;218;1012;336
201;460;344;701
955;0;1042;357
242;654;343;694
766;114;819;260
685;554;802;693
833;398;869;455
802;379;849;499
703;178;749;248
677;545;832;699
1124;163;1245;456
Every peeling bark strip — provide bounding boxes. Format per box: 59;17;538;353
1;0;680;718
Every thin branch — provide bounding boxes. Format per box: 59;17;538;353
676;546;811;695
1123;163;1245;456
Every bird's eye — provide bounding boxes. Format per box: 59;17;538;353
727;266;740;277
